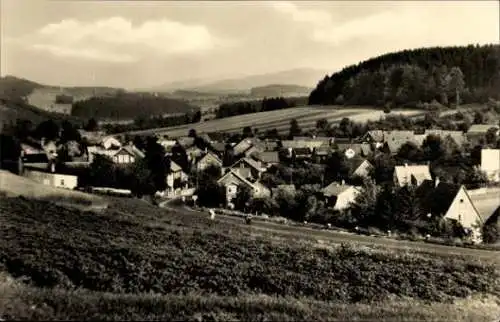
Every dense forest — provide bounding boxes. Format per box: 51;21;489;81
71;92;200;120
309;45;500;107
216;96;308;118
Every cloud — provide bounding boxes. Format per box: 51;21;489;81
269;1;498;47
14;16;232;63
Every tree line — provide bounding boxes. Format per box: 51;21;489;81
71;92;200;120
309;45;500;107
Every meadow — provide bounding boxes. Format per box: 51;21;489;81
0;195;499;321
0;170;107;209
123;106;425;137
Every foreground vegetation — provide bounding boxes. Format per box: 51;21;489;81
0;196;499;320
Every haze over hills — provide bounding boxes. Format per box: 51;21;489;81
149;68;329;94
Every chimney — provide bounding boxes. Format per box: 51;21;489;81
341;180;345;185
434;176;440;188
404;163;408;168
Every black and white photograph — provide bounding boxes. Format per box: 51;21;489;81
0;0;499;320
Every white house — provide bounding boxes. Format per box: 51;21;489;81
217;170;271;204
322;182;361;211
481;148;500;182
393;164;432;187
166;160;189;192
101;136;122;150
23;169;78;190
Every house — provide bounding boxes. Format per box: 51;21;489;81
87;144;144;164
40;139;59;160
347;158;373;179
467;124;500;142
166;160;189;192
20;143;44;156
176;136;196;149
357;130;385;144
195;151;223;172
293;136;334;146
281;139;328;150
217;169;271;205
232;138;262;156
322;181;361;211
208;142;226;158
417;179;496;243
23;168;78;190
185;145;204;163
424;130;467;147
229;157;265;180
252;151;280;168
336;143;372;159
312;146;331;163
481;149;500;182
380;131;417;155
468;187;500;241
393;163;432;187
101;136;122;150
292;147;314;160
158;139;177;150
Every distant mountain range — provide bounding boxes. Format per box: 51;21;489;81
149;68;329;94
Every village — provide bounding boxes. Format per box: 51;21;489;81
13;118;500;245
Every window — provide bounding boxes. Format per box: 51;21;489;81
458;214;462;222
460;199;464;203
60;179;65;186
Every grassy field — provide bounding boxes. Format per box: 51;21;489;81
0;170;107;209
122;106;425;137
0;196;499;320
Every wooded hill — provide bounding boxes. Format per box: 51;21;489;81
309;45;500;107
71;92;200;120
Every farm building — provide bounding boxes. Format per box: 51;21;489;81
417;180;500;243
393;164;432;187
23;169;78;190
322;181;361;211
481;149;500;182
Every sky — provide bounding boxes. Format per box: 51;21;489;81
1;0;498;89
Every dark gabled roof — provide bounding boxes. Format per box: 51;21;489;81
209;142;226;153
176;136;196;148
416;180;462;217
347;158;371;176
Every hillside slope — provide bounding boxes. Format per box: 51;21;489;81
250;84;313;97
0;98;81;130
153;68;328;94
0;170;106;208
0;196;499;320
309;44;500;106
